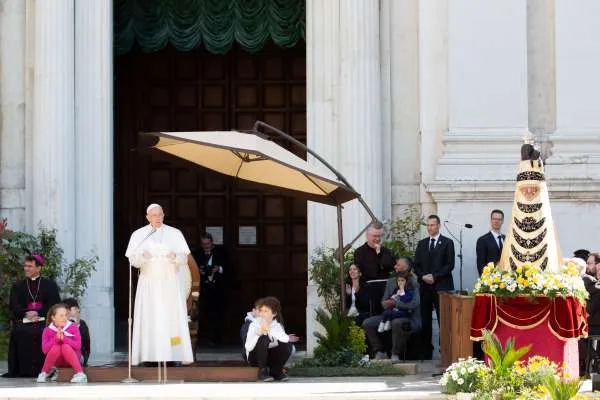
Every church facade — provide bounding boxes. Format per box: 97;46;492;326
1;0;600;357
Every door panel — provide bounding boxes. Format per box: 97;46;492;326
115;43;307;347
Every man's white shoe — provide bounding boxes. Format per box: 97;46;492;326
390;354;400;364
70;372;88;383
374;351;388;360
36;372;48;383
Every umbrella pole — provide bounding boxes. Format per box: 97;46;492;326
337;204;346;315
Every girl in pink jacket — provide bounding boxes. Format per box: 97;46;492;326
36;304;87;383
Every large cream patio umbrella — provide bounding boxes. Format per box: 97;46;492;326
140;124;377;314
141;130;357;205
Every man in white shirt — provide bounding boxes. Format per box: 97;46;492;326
125;204;193;365
475;209;505;275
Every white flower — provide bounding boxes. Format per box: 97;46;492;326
457;378;464;385
440;376;448;386
460;367;467;375
451;371;459;381
467;367;475;373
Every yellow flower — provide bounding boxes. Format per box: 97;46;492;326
499;283;506;289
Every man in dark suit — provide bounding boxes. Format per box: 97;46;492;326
413;214;455;359
192;232;231;347
475;209;505;275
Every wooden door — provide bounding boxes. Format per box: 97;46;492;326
114;43;307;347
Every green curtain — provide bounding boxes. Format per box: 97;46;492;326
115;0;305;55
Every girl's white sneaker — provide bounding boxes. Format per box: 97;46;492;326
36;372;48;383
70;372;87;383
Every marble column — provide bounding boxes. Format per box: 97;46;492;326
305;0;341;355
385;0;420;216
435;0;529;182
427;0;529;296
0;0;26;230
527;0;556;160
418;0;448;215
546;0;600;254
549;0;600;180
338;0;383;239
75;0;114;358
29;0;76;262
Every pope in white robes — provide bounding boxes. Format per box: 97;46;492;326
125;203;194;365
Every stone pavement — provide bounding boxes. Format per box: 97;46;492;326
0;359;445;399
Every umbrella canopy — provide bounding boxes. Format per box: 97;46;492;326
140;131;358;206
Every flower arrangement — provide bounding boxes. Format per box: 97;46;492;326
440;332;585;400
513;356;559;390
440;357;487;394
473;260;588;304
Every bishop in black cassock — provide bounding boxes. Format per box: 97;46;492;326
3;255;60;377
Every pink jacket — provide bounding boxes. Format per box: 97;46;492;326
42;321;82;359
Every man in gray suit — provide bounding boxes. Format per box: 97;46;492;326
362;258;421;363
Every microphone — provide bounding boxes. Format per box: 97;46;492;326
135;227;157;252
143;227;157;241
444;220;473;229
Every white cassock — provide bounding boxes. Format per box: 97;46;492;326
125;224;194;365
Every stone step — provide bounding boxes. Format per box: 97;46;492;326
56;365;257;383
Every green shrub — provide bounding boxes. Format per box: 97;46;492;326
543;375;583;400
306;308;367;367
313;308;352;355
290;363;404;377
383;205;425;259
347;323;367;355
0;221;97;359
297;348;363;368
482;330;531;377
309;246;354;314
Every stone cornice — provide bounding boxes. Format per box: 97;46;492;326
427;180;600;202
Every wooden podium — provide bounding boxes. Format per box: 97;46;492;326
439;292;475;368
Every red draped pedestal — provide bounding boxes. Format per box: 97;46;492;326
471;294;587;377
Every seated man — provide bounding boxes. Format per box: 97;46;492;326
62;298;91;367
362;258;421;363
3;255;60;377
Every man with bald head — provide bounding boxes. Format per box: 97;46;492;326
354;221;395;315
125;204;193;366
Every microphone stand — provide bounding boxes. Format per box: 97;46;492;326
443;222;467;295
122;228;156;384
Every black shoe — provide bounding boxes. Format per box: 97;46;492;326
166;362;182;367
257;368;274;382
273;371;289;382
